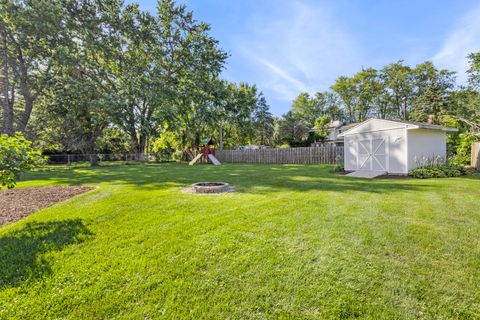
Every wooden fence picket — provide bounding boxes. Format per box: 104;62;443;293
215;145;342;165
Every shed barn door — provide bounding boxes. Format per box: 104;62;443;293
357;138;387;171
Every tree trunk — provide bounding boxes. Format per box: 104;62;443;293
90;154;99;166
131;133;147;162
136;151;145;162
86;135;99;166
17;95;34;133
0;28;13;135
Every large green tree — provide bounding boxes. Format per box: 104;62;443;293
290;91;344;128
1;0;272;158
331;68;383;122
331;76;358;123
448;53;480;135
409;61;455;123
253;92;275;146
277;110;309;146
291;92;323;127
380;61;414;120
0;0;70;135
77;0;228;160
27;0;124;163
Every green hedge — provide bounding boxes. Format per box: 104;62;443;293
408;164;467;179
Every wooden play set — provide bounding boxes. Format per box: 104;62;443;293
188;137;222;166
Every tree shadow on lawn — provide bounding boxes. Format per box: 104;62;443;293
22;163;446;194
0;219;92;288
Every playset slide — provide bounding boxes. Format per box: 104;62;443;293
208;154;221;165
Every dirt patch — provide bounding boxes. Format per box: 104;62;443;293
374;174;410;179
0;186;93;226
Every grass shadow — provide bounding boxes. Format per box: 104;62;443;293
0;219;92;288
19;163;480;194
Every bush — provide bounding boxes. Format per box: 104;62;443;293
172;150;183;161
0;133;46;189
333;163;344;173
409;163;467;179
333;155;344;173
451;133;480;165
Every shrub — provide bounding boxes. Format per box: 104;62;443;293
451;133;480;165
0;133;46;189
172;150;183;161
152;127;181;161
333;155;344;173
409;163;467;179
333;163;344;173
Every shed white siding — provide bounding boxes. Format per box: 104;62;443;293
407;129;446;171
343;119;406;135
342;119;453;175
344;127;406;174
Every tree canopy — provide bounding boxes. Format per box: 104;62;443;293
1;0;479;165
279;58;480;159
1;0;270;161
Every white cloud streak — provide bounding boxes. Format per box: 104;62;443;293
235;0;362;104
433;3;480;83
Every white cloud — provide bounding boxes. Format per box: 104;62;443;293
234;0;362;103
433;3;480;83
246;56;308;100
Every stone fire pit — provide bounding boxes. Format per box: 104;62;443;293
192;182;231;194
183;182;233;194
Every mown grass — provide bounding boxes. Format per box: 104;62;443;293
1;163;479;319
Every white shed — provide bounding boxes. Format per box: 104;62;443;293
340;119;457;175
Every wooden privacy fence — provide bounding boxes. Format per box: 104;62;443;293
216;145;343;164
472;142;480;170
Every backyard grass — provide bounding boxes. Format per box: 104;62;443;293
1;163;479;319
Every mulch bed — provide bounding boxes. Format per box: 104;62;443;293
374;174;410;179
0;186;93;226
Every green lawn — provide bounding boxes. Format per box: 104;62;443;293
1;163;479;319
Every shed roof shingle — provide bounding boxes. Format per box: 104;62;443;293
339;118;458;136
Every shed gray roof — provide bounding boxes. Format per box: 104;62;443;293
384;119;458;131
339;118;458;136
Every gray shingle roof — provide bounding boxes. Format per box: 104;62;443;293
380;119;458;131
339;118;458;136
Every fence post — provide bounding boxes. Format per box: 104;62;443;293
472;142;480;170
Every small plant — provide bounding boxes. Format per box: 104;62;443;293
333;163;344;173
170;150;182;161
409;163;467;179
413;155;446;167
333;154;344;173
0;133;46;189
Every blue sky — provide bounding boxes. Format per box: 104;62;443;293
133;0;480;116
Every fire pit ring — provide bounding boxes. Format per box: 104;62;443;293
191;182;231;194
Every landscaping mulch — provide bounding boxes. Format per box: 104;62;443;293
374;174;410;179
0;186;93;226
